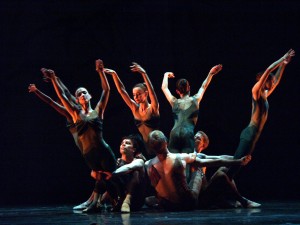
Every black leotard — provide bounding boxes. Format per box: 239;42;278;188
74;110;116;172
134;114;160;129
169;97;199;153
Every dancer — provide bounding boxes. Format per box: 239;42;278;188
227;49;295;178
161;64;222;153
145;130;251;211
104;63;159;158
41;59;117;212
92;134;146;213
193;131;261;209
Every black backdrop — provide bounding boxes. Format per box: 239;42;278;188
1;0;299;205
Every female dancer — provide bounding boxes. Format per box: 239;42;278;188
161;64;222;153
227;49;295;178
104;63;159;158
41;59;117;212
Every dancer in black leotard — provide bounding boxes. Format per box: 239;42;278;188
41;59;117;212
227;49;295;179
104;63;159;158
161;65;222;153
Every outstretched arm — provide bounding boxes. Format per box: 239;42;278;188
197;153;233;160
28;84;72;121
43;71;76;104
95;59;110;119
161;72;176;107
130;62;159;115
193;64;222;105
267;49;295;96
252;49;295;100
185;153;251;167
104;68;137;111
41;68;78;122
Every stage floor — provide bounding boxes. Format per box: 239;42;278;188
0;201;299;225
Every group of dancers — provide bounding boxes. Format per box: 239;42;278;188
28;49;295;213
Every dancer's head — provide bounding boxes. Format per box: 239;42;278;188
176;79;190;96
120;133;146;159
194;131;209;152
75;87;92;105
148;130;168;155
133;83;148;104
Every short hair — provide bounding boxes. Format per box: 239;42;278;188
133;83;148;91
121;133;146;157
176;79;190;95
195;130;209;149
148;130;168;154
75;87;88;97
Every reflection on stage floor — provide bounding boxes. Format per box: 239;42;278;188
0;201;299;225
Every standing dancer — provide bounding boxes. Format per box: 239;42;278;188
105;63;159;158
41;59;117;212
161;65;222;153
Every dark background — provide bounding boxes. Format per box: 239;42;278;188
1;0;299;206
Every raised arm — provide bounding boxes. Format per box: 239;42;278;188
252;49;295;100
104;68;137;111
41;68;78;122
28;83;72;121
267;49;295;97
193;64;222;104
95;59;110;118
161;72;176;107
130;62;159;115
43;71;76;104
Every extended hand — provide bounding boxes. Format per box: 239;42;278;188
283;49;295;65
95;59;104;71
28;84;37;93
41;68;55;82
209;64;223;75
164;72;175;79
240;155;252;166
103;68;116;75
130;62;146;74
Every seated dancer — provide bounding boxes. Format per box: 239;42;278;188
41;59;117;212
104;63;159;158
92;134;147;213
145;130;251;211
193;131;261;209
226;49;295;179
161;64;222;153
